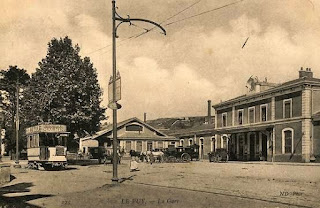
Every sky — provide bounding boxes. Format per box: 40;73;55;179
1;0;320;122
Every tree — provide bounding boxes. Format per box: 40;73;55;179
0;66;30;153
23;37;106;145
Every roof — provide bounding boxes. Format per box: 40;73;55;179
147;116;215;137
164;123;215;137
213;77;320;109
92;117;177;140
214;124;274;134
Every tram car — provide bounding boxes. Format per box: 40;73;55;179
26;123;70;170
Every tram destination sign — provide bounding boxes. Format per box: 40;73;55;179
26;124;67;134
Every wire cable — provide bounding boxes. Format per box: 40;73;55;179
165;0;244;26
84;0;202;55
86;0;244;55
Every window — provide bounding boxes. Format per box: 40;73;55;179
136;141;142;151
158;141;163;149
260;104;267;122
222;113;227;127
248;107;255;123
180;139;184;147
126;141;132;152
125;124;143;132
238;109;244;125
282;128;294;154
189;139;193;146
283;99;292;118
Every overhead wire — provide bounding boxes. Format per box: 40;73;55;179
164;0;245;26
85;0;203;55
129;0;245;41
86;0;244;55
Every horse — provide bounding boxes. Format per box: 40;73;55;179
145;150;164;163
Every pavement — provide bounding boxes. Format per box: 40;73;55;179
0;160;319;208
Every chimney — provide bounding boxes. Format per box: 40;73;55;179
144;112;147;122
207;100;212;124
299;67;313;78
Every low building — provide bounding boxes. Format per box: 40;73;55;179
92;117;178;154
213;68;320;162
79;137;99;155
148;100;215;160
167;124;215;160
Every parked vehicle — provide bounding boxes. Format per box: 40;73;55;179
89;146;105;163
163;144;199;162
208;148;228;162
26;123;70;170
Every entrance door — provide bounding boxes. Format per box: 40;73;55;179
249;134;255;160
147;141;153;151
200;139;204;159
40;146;48;160
239;136;244;160
262;134;267;160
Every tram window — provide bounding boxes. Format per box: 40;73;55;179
28;136;32;148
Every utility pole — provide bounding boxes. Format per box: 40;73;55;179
110;0;166;184
14;82;20;167
0;104;4;162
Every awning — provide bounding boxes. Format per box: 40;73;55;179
215;124;274;134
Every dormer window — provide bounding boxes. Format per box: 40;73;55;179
125;124;143;132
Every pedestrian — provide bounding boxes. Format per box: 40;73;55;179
130;157;139;172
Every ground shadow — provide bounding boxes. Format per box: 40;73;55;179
10;175;16;181
119;175;136;183
0;182;52;207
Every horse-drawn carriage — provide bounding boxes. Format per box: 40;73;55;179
163;144;199;162
208;148;228;162
129;149;164;163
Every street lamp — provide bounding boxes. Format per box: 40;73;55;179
110;0;166;184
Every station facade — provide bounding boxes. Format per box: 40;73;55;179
213;68;320;162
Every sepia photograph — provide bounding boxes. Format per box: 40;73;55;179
0;0;320;207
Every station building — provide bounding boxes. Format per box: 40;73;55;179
147;100;215;160
92;117;178;154
168;124;215;160
213;68;320;162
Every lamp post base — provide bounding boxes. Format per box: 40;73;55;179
111;177;119;185
13;161;21;168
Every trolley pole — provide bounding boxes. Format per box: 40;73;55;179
110;0;166;184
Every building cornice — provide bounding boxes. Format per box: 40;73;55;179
213;78;320;110
214;116;305;134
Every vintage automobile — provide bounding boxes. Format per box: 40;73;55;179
89;146;106;163
163;144;199;162
208;148;228;162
